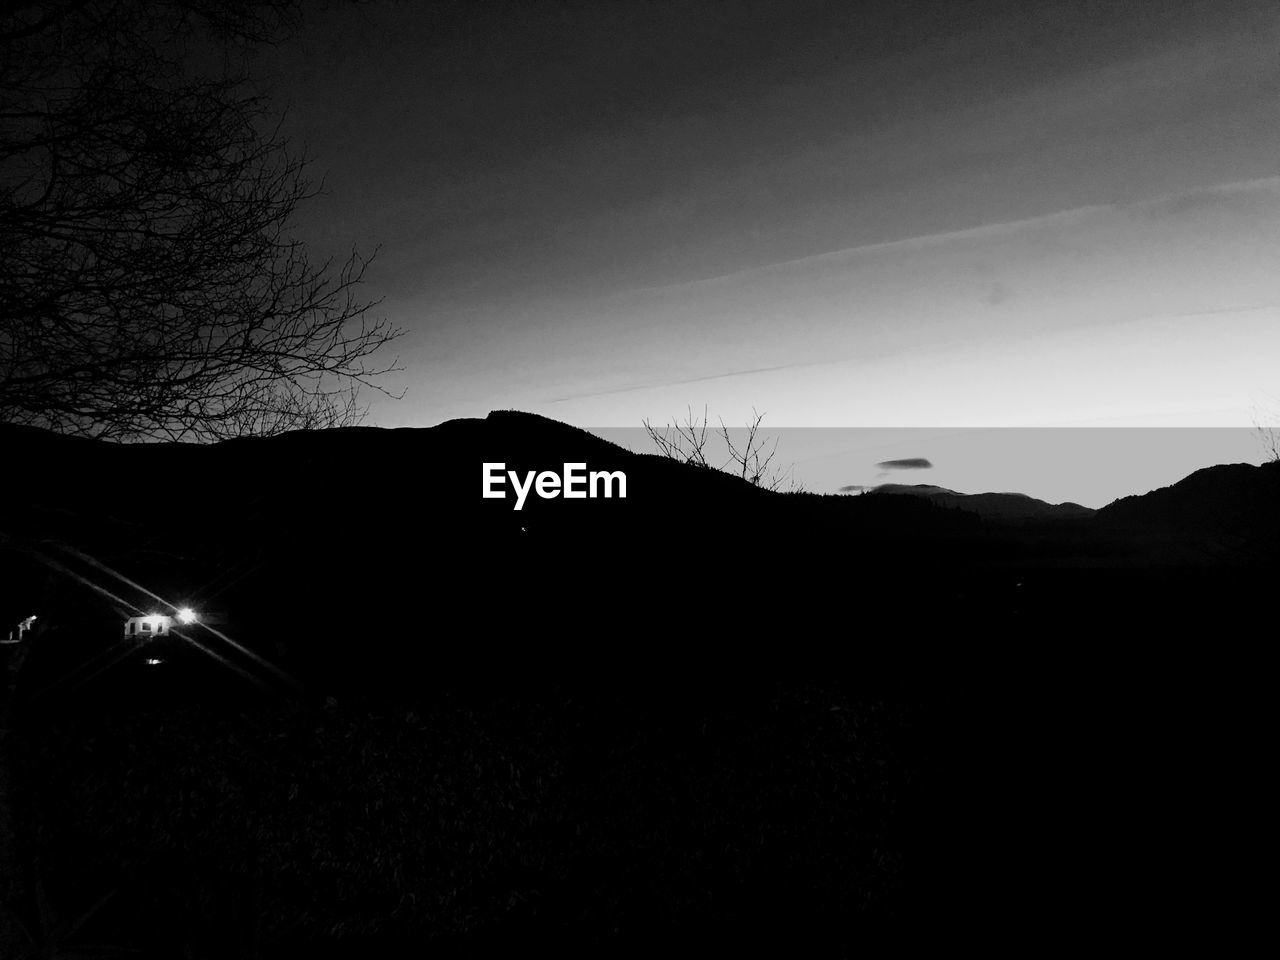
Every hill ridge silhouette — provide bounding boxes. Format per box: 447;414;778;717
3;413;1277;668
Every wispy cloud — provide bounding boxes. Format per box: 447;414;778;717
613;176;1280;299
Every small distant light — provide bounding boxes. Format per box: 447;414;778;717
176;607;197;625
145;658;163;666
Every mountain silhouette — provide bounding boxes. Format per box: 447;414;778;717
862;483;1096;522
1100;460;1280;529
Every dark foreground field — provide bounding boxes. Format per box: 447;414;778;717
8;641;1270;957
15;671;932;956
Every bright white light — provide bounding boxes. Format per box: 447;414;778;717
145;658;162;666
143;615;166;630
176;607;197;625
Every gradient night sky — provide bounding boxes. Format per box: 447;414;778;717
255;0;1280;500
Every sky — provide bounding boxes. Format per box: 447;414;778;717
252;0;1280;501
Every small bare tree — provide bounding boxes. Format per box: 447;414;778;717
643;406;801;492
643;404;714;467
1251;395;1280;462
1259;427;1280;463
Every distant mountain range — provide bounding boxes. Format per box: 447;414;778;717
856;483;1096;522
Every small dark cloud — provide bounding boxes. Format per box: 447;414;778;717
876;457;933;470
838;484;870;493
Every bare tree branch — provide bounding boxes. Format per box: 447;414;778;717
643;405;714;468
644;406;802;492
0;0;402;442
1254;422;1279;461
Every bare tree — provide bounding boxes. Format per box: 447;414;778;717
0;0;402;442
643;404;714;468
1259;426;1280;463
643;406;801;492
1254;395;1280;462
